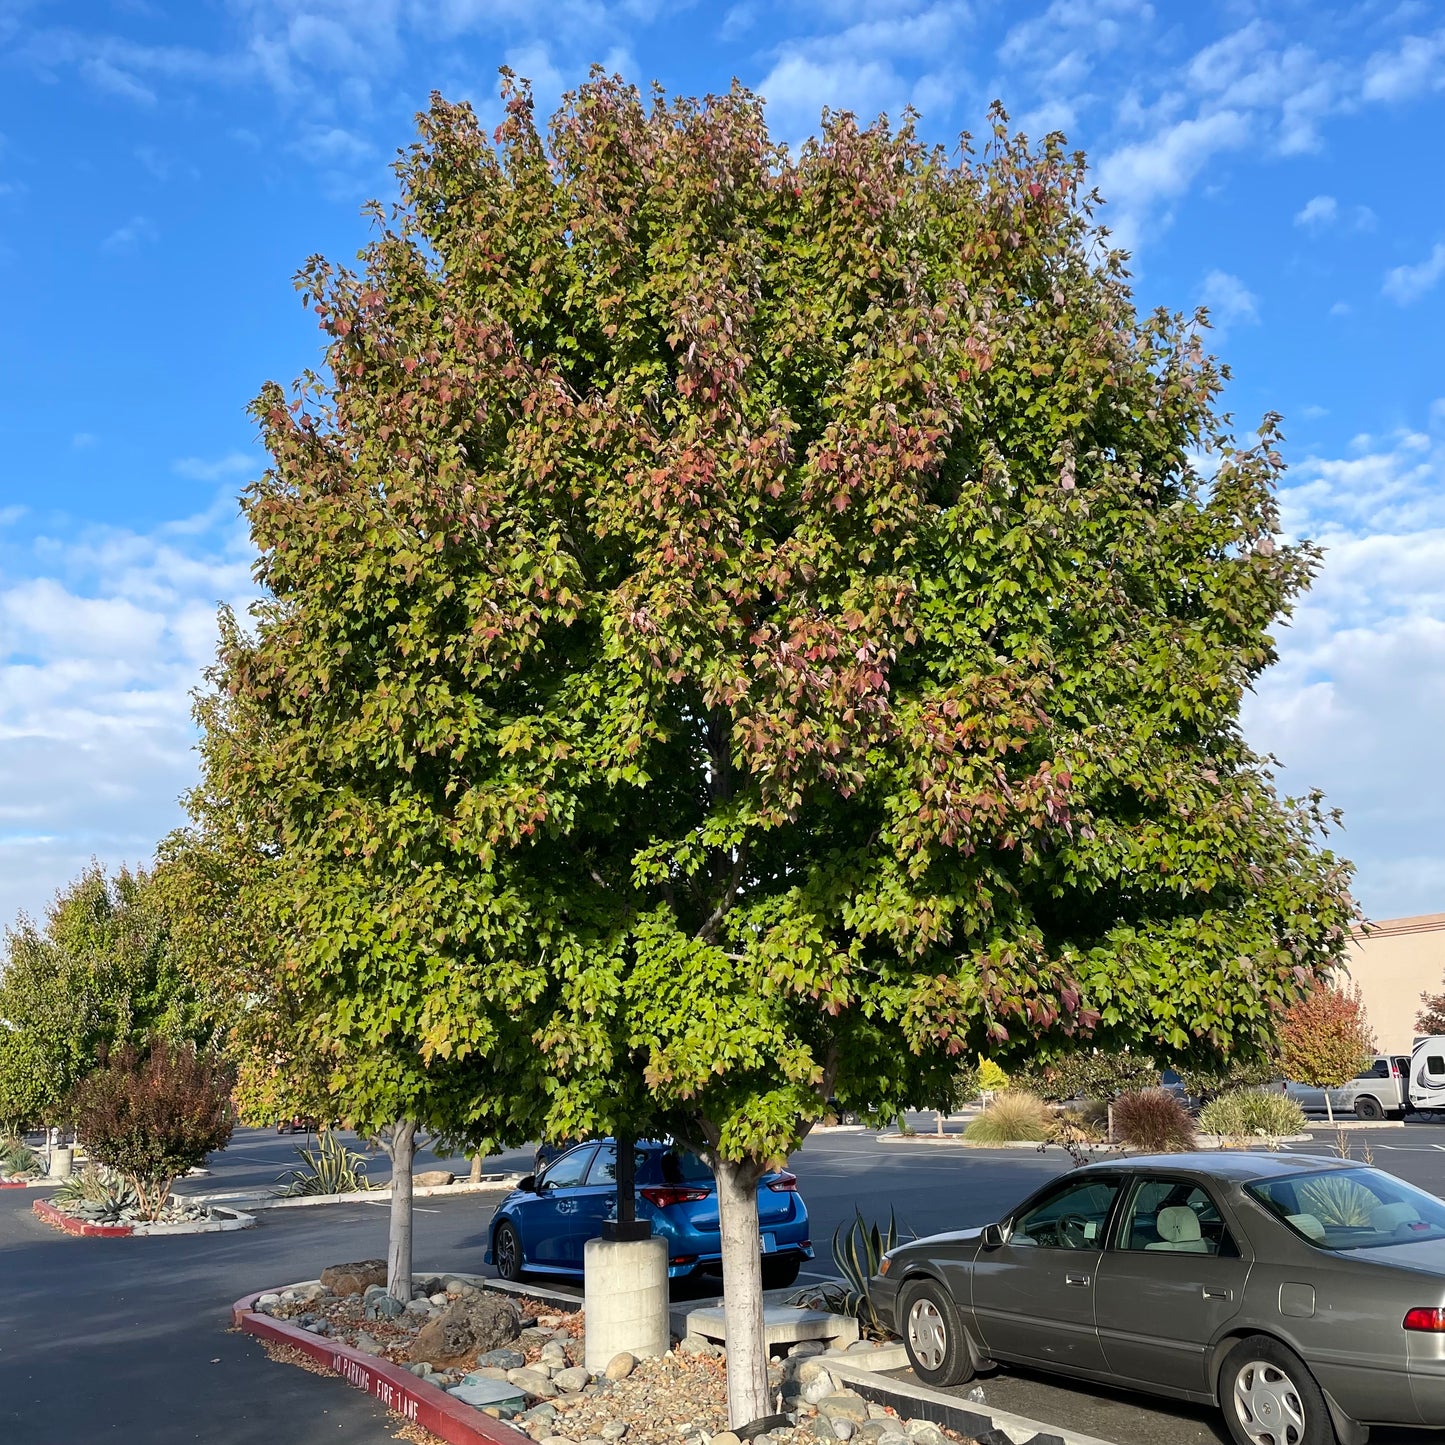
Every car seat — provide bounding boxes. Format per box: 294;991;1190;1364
1285;1212;1325;1241
1370;1202;1420;1233
1145;1205;1212;1253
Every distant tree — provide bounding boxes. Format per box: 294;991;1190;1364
1277;982;1375;1122
1416;982;1445;1037
1012;1051;1159;1101
208;75;1357;1422
67;1040;234;1220
0;864;213;1130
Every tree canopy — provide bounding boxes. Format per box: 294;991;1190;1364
198;73;1357;1419
0;863;212;1130
1277;981;1374;1117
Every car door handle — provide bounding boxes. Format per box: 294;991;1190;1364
1203;1287;1231;1300
1065;1273;1091;1287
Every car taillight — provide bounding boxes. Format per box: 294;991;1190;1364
767;1171;798;1192
878;1255;892;1277
1404;1308;1445;1331
640;1186;710;1208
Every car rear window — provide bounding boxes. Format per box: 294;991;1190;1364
1247;1168;1445;1251
655;1148;713;1186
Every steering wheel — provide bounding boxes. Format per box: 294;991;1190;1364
1057;1213;1091;1249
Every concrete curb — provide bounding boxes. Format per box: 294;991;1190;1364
188;1175;523;1212
483;1277;584;1312
1302;1120;1406;1130
32;1196;255;1237
823;1357;1122;1445
232;1287;533;1445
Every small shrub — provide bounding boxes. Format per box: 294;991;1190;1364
1198;1088;1307;1139
964;1091;1055;1143
977;1059;1010;1093
279;1130;372;1196
1112;1089;1196;1152
68;1040;234;1221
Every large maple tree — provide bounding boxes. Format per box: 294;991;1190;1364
197;75;1356;1420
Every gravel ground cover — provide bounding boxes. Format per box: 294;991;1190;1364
253;1269;973;1445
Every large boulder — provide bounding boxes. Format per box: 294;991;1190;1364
410;1293;522;1368
320;1260;387;1296
414;1170;456;1187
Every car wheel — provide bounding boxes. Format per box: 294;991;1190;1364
898;1278;975;1388
1353;1096;1384;1122
1219;1336;1337;1445
494;1220;525;1281
762;1255;802;1290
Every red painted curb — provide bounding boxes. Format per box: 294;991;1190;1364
1;1180;31;1188
233;1289;534;1445
32;1197;133;1236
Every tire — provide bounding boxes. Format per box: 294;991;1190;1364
1353;1096;1384;1122
898;1278;975;1388
1218;1336;1338;1445
493;1220;525;1281
762;1255;802;1290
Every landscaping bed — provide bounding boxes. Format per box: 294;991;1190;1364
241;1267;974;1445
33;1194;255;1237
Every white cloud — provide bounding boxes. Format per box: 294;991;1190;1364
1383;242;1445;304
102;214;157;251
1199;268;1259;331
80;55;158;104
1294;194;1336;228
1361;27;1445;103
754;2;970;142
172;451;258;483
1094;109;1250;252
999;0;1153;69
1244;414;1445;920
0;503;256;929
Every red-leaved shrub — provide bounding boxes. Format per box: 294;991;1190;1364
68;1040;235;1219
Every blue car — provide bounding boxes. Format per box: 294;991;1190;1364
485;1139;813;1288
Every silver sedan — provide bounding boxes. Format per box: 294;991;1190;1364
870;1152;1445;1445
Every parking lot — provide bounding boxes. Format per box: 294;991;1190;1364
4;1119;1445;1444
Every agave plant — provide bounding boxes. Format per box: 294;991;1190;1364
792;1210;906;1338
1298;1175;1377;1228
51;1163;141;1219
278;1130;372;1196
0;1134;40;1179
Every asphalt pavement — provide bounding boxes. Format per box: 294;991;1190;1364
2;1117;1444;1445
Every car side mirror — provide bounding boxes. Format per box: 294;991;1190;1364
982;1221;1009;1248
517;1174;536;1193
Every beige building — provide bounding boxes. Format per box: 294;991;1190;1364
1343;913;1445;1053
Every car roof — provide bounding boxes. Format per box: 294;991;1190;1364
1074;1151;1360;1183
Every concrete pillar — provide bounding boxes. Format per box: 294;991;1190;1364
583;1236;670;1373
47;1147;73;1180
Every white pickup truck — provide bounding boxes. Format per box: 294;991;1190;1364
1281;1038;1445;1120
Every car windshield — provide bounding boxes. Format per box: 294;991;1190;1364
1247;1167;1445;1250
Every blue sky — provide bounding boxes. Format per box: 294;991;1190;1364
1;0;1442;931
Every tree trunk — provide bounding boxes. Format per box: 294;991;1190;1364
470;1152;483;1184
387;1118;417;1303
713;1156;769;1429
